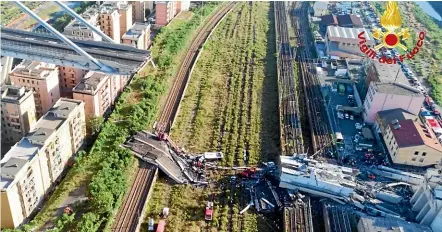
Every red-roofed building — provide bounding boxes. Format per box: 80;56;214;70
377;110;442;167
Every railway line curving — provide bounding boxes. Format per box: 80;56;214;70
157;2;236;133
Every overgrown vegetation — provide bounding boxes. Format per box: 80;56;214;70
373;2;442;104
144;2;278;231
172;2;280;167
0;2;43;25
400;2;442;103
14;3;219;232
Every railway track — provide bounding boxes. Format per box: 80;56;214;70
157;2;235;132
111;162;157;232
283;197;313;232
274;1;304;156
291;2;333;156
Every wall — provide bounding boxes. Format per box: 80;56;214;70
396;145;442;167
59;66;87;98
155;2;170;26
364;84;424;123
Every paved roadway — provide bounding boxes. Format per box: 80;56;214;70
1;27;150;74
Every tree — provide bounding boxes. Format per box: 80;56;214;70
75;213;101;232
89;116;104;135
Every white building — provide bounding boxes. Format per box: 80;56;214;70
313;1;329;17
1;99;85;229
410;181;442;231
325;26;375;58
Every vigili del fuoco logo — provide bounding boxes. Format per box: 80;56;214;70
358;1;426;64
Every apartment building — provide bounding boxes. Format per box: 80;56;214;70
118;2;133;39
177;0;190;12
58;66;88;98
1;85;37;146
410;182;442;232
63;6;101;41
122;22;151;49
99;2;121;43
325;26;375;58
72;72;112;126
131;1;146;23
155;1;177;26
9;61;61;119
1;98;85;229
376;109;442;167
363;81;424;123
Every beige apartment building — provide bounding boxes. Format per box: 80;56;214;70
73;72;113;126
72;72;127;129
58;66;88;98
99;2;121;43
1;85;37;146
131;1;146;22
63;6;101;41
155;1;177;26
9;61;61;119
1;98;85;229
122;22;151;49
376;109;442;167
118;2;133;39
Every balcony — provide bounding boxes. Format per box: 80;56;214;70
9;114;20;119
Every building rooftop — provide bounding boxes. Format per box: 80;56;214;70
327;26;374;43
372;61;409;85
49;98;83;119
122;22;151;40
337;14;363;27
11;60;57;79
321;14;338;25
1;85;32;104
99;1;120;14
377;108;417;127
313;1;328;10
1;157;28;181
358;215;432;232
373;82;422;96
65;6;99;30
0;139;39;189
73;71;109;95
25;127;56;146
389;119;442;151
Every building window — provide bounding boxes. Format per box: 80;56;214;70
27;80;29;83
414;151;419;155
72;31;75;35
419;158;424;162
422;152;426;156
412;157;416;161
